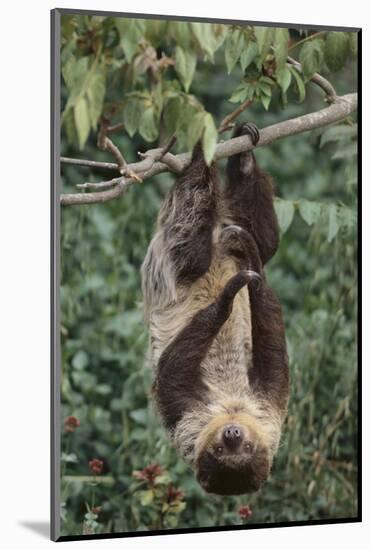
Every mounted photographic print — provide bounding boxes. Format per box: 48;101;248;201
51;8;361;542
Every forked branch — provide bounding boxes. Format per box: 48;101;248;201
61;92;357;206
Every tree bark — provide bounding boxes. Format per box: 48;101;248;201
60;92;357;207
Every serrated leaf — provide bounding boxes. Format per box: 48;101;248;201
170;21;192;49
240;42;258;72
174;46;197;92
187;111;206;149
274;199;295;233
124;98;144;137
289;66;306;102
163;96;183;136
86;70;106;130
63;107;77;145
225;29;245;74
298;200;322;226
325;32;349;72
299;38;325;79
190;23;222;62
274;28;289;71
229;86;249;103
260;93;271;111
74;96;90;150
116;19;145;63
139;107;158;142
254;26;274;61
202;113;217;165
327;204;339;242
276;66;292;93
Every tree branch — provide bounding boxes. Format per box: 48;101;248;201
60;92;357;206
218;99;253;133
287;56;337;102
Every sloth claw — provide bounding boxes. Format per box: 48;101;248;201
233;122;260;146
220;224;244;242
244;269;262;290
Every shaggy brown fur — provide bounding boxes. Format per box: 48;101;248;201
141;123;289;495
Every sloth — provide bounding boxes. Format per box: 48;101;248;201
141;123;289;495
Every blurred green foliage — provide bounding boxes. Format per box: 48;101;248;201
59;14;358;536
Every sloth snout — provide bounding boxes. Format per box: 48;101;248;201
223;425;243;449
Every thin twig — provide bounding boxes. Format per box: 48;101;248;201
60;92;357;206
288;31;327;51
107;122;126;134
218;99;253;133
287;56;337;102
76;177;124;191
61;157;118;170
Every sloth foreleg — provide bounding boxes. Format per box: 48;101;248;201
154;270;255;430
248;279;289;414
225;123;279;265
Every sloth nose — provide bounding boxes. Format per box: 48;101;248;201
223;425;243;449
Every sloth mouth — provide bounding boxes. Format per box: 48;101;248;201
196;447;271;496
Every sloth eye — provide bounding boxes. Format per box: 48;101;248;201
244;443;253;453
216;446;223;454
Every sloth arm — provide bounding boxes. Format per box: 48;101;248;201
155;271;252;430
248;279;289;414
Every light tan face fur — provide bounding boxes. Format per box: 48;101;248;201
194;412;270;464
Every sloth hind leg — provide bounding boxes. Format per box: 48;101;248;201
160;144;220;285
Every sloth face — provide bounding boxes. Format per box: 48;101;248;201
195;422;271;495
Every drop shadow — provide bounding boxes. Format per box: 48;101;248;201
18;521;50;539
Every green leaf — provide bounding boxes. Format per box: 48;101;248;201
130;408;148;425
260;93;271;111
202;113;217;165
327;204;339;242
61;452;79;464
116;19;145;63
138;490;154;506
289;66;306;102
299;38;325;79
74;96;90;150
170;21;192;49
254;26;274;61
190;23;221;61
274;199;295;233
86;70;106;130
187;111;206;149
229;86;249;103
298;200;322;226
225;29;245;74
163;96;183;136
174;46;197;92
320;124;356;147
139;107;158;142
349;32;358;57
325;32;349;72
63;107;77;145
72;350;89;370
274;28;289;72
229;81;256;104
124;98;143;137
240;41;258;72
276;66;292;93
